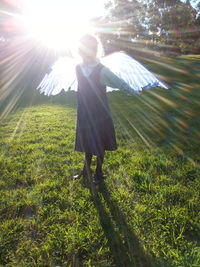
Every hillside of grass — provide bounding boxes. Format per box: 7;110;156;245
0;56;200;266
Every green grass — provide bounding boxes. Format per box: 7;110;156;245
0;56;200;266
177;55;200;60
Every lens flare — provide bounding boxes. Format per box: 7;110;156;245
21;0;107;50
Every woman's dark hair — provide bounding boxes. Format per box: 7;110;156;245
78;34;98;56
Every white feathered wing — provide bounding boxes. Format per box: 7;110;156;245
37;57;78;96
37;52;169;96
101;52;168;92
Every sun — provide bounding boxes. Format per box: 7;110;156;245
21;0;107;51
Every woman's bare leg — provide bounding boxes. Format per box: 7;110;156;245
93;153;104;184
83;153;93;175
73;153;92;179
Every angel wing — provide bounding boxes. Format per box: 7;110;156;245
101;52;169;92
37;57;78;96
37;52;169;96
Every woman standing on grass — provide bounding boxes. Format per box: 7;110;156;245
73;34;139;184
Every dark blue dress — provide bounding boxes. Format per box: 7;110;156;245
75;63;117;156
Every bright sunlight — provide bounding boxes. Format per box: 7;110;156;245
21;0;107;51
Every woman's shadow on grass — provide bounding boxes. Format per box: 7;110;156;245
89;180;154;267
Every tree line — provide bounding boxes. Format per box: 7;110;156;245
0;0;200;55
96;0;200;55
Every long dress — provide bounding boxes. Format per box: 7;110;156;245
75;63;117;156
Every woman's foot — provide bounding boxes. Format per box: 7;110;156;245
73;168;91;180
93;172;103;185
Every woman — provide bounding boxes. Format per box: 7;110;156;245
73;34;138;184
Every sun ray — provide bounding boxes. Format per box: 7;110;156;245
20;0;107;51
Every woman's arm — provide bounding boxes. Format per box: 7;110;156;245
100;67;140;95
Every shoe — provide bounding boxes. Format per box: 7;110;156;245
93;178;102;185
93;172;103;185
73;172;83;180
73;168;91;180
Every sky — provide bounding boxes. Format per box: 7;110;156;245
183;0;199;8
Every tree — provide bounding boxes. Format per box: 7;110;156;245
141;0;199;53
105;0;143;34
94;0;200;54
195;1;200;26
95;0;146;53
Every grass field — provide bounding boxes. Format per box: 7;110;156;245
0;56;200;266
